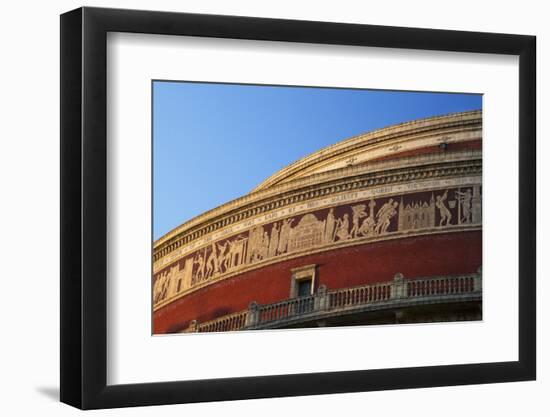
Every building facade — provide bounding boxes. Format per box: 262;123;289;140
153;110;482;334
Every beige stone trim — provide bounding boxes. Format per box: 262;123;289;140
153;172;481;273
290;264;317;297
154;151;481;261
253;110;481;191
275;126;480;184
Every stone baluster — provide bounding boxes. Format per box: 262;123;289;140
474;266;483;292
391;272;407;299
189;319;199;333
314;285;328;311
245;301;260;327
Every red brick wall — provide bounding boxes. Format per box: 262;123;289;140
154;230;481;333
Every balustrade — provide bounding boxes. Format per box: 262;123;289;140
196;310;248;333
189;272;481;332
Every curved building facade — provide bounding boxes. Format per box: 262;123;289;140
153;110;482;334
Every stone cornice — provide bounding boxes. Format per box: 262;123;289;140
252;110;481;191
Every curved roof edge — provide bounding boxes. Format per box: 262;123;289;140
251;110;481;192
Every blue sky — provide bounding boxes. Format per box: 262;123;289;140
153;81;482;240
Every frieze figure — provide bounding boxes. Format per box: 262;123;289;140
261;231;270;259
153;265;183;304
164;186;481;294
324;208;336;243
193;252;205;282
374;199;398;234
160;272;170;300
153;272;166;304
217;241;230;271
227;235;248;269
357;214;376;236
204;243;219;279
248;226;265;263
357;198;377;236
153;274;160;302
277;218;294;254
471;186;482;224
435;190;452;226
334;213;351;241
268;222;280;258
456;189;473;224
350;204;368;238
180;258;194;293
376;198;394;220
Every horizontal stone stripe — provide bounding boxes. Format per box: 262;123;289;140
154;175;481;273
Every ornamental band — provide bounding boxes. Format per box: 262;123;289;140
153;111;482;334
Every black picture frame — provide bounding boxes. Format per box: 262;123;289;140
60;6;536;410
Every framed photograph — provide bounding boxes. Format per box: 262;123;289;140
60;6;536;409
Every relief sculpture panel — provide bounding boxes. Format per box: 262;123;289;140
287;214;326;253
153;185;481;307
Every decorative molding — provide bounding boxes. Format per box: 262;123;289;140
154;173;481;271
252;110;481;191
154;152;481;263
290;264;317;298
153;197;481;311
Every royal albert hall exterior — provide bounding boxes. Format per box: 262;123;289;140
153;110;482;334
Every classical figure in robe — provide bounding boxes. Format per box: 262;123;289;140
334;213;350;241
376;199;394;223
248;226;264;262
375;201;398;234
277;218;294;254
350;204;368;238
261;231;270;259
268;222;280;258
167;268;180;298
324;208;336;243
194;253;205;281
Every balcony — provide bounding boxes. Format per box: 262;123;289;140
184;271;482;333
